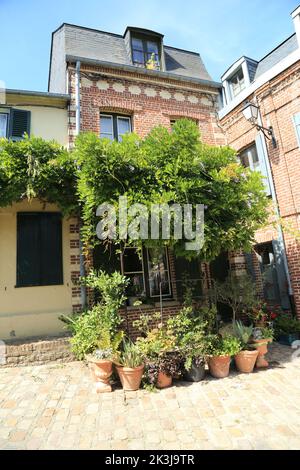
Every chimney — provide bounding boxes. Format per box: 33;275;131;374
292;5;300;47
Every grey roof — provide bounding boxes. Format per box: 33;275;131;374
254;33;298;79
51;23;213;83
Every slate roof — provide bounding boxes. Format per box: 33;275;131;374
254;33;298;79
51;23;214;83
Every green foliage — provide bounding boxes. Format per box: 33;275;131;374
232;320;254;349
205;334;241;357
0;136;77;214
253;326;274;341
274;314;300;335
212;273;257;321
74;119;269;259
60;270;128;359
115;340;143;368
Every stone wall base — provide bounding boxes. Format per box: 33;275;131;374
1;335;75;367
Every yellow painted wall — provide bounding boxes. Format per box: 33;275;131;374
14;105;68;146
0;200;73;340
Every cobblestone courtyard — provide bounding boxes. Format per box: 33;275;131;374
0;343;300;450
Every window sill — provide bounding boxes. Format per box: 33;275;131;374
124;299;180;311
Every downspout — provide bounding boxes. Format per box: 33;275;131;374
257;108;293;298
75;60;87;309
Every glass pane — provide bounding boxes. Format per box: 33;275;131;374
132;38;143;51
127;273;145;297
250;145;259;163
117;117;131;141
240;151;250;168
147;248;170;296
123;248;143;273
132;50;145;64
147;41;158;54
100;115;113;134
0;113;8;138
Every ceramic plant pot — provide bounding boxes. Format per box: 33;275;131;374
208;355;231;378
253;338;272;368
156;371;172;389
116;364;144;391
86;355;112;393
234;349;259;373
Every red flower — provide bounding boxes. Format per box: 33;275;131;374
270;313;277;320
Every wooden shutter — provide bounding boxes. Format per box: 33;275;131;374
17;212;63;287
17;213;41;287
9;109;31;141
272;239;291;310
255;133;271;196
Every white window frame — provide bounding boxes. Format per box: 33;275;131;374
116;116;131;142
0;111;9;138
292;112;300;148
229;68;246;98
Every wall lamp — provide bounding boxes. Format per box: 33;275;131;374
242;101;277;148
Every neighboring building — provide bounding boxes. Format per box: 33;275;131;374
48;24;224;336
0;89;73;340
219;7;300;318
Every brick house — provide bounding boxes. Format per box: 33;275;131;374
48;24;225;336
219;6;300;319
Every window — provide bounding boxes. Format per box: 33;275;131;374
100;114;131;142
147;248;171;297
0;113;8;138
121;247;171;299
293;112;300;147
17;212;63;287
239;144;260;171
255;242;280;303
131;36;160;69
229;68;245;98
0;109;30;140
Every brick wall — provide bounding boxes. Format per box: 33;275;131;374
220;61;300;318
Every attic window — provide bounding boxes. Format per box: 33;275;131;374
229;68;245;98
131;37;160;70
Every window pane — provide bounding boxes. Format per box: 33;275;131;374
132;50;145;64
117;117;131;141
127;273;145;297
147;248;171;297
132;38;143;51
100;115;114;140
0;113;8;138
147;41;158;54
123;248;143;273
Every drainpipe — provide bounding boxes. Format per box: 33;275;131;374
257;108;293;297
75;60;87;309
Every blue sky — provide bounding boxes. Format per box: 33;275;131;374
0;0;299;91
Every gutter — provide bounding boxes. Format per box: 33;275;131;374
6;89;70;101
66;54;222;90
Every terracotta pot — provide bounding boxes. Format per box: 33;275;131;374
86;355;112;393
234;349;259;373
253;339;272;368
208;355;231;378
156;371;172;389
116;364;144;391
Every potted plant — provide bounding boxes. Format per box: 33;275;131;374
232;321;258;373
115;340;144;391
134;312;181;389
86;328;123;393
206;334;241;378
274;314;300;345
252;326;274;367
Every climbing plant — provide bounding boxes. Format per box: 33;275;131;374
74;119;270;261
0;136;77;214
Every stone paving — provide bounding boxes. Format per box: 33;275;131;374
0;343;300;450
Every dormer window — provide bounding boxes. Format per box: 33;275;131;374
229;68;245;97
131;36;160;69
